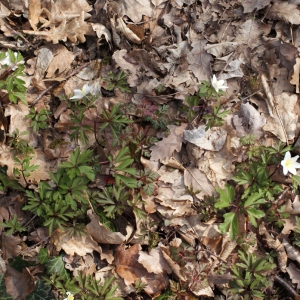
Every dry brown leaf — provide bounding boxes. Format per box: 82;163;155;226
259;223;287;272
184;168;216;200
290;57;300;93
188;39;212;82
46;44;74;78
110;0;153;23
150;123;187;162
184;126;227;151
268;2;300;25
241;0;271;13
4;264;35;300
51;229;101;256
284;195;300;214
287;262;300;290
115;244;169;295
1;233;21;260
283;238;300;265
263;92;298;142
0;3;11;18
28;0;41;31
160;246;186;281
138;247;172;275
86;210;126;244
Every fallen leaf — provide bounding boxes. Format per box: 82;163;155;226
4;264;35;300
86;210;126;244
184;168;216;200
290;57;300;93
184;125;227;151
150;123;187;161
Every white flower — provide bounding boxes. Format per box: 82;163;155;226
0;51;23;70
70;83;93;100
211;74;228;93
63;291;74;300
281;151;300;175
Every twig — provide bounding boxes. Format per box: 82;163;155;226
274;276;300;300
29;61;92;107
3;22;35;49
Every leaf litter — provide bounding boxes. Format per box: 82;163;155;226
1;0;300;299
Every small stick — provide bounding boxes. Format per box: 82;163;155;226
274;276;300;300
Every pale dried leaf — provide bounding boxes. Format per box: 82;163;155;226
290;57;300;93
263;92;298;142
184;126;227;151
28;0;41;31
188;39;212;82
184;168;216;200
46;44;74;78
283;238;300;264
241;0;271;13
268;2;300;25
138;248;172;274
86;210;126;244
1;233;21;260
286;262;300;289
150;124;187;161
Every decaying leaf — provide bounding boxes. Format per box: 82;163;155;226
282;238;300;265
115;244;169;295
4;264;35;300
150;124;187;162
287;262;300;290
259;223;287;272
86;210;127;244
184;125;227;151
290;57;300;93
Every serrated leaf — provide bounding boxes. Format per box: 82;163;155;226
243;192;265;207
219;212;238;240
215;184;235;209
246;208;265;227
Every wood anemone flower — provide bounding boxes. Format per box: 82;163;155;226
0;51;24;70
211;74;228;93
63;292;74;300
70;83;93;100
281;151;300;175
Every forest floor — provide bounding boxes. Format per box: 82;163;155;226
1;0;300;299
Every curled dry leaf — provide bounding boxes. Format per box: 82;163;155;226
115;244;169;295
282;238;300;265
86;210;126;244
290;57;300;93
259;223;287;272
286;262;300;290
284;195;300;214
50;229;102;256
184;126;227;151
138;247;172;275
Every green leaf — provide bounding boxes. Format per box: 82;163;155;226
243;192;265;208
246;208;265;228
26;280;54;300
215;184;235;209
0;173;25;191
38;248;49;264
45;255;69;279
219;212;238;240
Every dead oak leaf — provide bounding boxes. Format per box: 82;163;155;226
115;244;169;295
150;123;187;162
290;57;300;93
